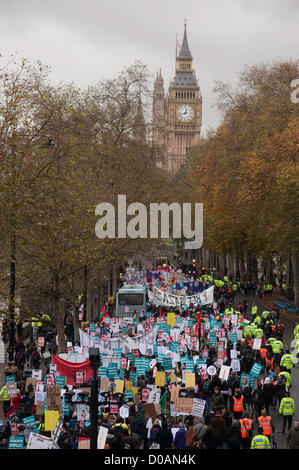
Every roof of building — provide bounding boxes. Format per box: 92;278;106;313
178;24;192;58
171;71;198;88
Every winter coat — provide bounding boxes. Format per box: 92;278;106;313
287;427;299;449
210;415;227;440
262;383;275;403
210;393;225;410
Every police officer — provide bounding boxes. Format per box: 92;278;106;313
280;349;295;374
279;391;296;434
250;426;271;449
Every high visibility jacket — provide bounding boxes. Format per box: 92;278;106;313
272;340;283;354
254;328;263;339
42;314;51;322
260;348;267;359
280;354;295;370
279;397;295;416
254;316;261;326
0;386;9;401
250;324;257;336
294;332;299;340
268;337;276;346
295;339;299;352
244;325;252;337
251;434;271;449
239;418;253;439
278;372;291;388
233;395;244;412
233;284;238;291
258;416;272;436
293;324;299;337
31;316;40;327
251;306;258;315
262;311;270;319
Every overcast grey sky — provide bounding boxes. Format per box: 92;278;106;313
0;0;298;133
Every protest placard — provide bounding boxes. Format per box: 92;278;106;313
75;371;85;384
45;410;59;432
231;359;241;372
219;365;230;381
115;380;124;393
25;377;36;393
6;381;17;398
253;338;262;350
174;398;194;414
192;398;206;418
167;312;175;327
170;386;180;403
100;378;110;392
46;385;61;412
78;438;90;449
250;362;263;378
36;401;45;416
8;436;24;449
97;426;108;449
32;369;43;381
207;366;217;376
185;373;195;388
142;403;157;419
155;371;165;387
27;433;55;449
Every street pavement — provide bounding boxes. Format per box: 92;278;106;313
235;290;299;449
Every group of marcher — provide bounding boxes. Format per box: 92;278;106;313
0;268;298;450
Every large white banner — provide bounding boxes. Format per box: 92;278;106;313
79;326;157;355
78;329;125;354
152;285;214;307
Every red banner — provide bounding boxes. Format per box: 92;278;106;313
51;355;93;386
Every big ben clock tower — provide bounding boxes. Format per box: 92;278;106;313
153;22;202;174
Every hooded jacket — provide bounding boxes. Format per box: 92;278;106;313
287;423;299;449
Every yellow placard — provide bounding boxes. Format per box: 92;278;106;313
132;387;139;396
167;312;175;328
155;371;165;387
115;380;124;393
185;372;195;388
44;410;59;432
125;381;132;391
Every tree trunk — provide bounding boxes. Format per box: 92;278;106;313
239;248;246;281
243;248;250;282
113;265;118;298
53;275;67;354
250;255;259;283
73;303;80;343
291;253;299;306
227;252;234;278
220;253;226;274
266;255;273;283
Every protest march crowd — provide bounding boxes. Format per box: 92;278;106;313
0;265;298;450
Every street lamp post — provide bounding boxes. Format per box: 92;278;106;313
8;231;16;362
89;347;100;449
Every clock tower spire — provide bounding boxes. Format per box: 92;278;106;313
153;22;202;174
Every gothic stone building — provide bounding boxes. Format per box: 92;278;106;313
152;24;202;174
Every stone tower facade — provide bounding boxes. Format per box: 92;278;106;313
152;23;202;174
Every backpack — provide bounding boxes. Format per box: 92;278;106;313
16;351;25;363
33;351;40;362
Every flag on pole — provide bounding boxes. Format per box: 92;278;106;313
99;305;108;323
159;391;167;412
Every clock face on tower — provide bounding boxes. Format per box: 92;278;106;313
176;104;194;122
